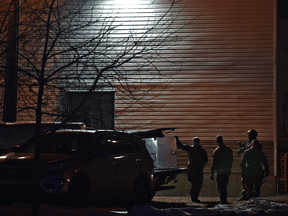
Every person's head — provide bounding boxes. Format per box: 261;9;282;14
216;135;223;145
251;139;262;149
193;137;200;147
247;129;258;140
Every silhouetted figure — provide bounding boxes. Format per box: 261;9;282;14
240;139;269;199
237;129;262;200
210;135;234;204
237;130;262;155
175;136;208;203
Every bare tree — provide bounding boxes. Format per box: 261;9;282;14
1;0;187;215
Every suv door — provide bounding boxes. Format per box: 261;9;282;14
86;138;118;193
104;135;143;192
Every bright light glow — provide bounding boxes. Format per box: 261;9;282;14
108;139;117;143
110;0;142;6
0;156;7;159
114;156;124;159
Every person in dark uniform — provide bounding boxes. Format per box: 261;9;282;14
237;129;262;200
237;129;262;155
210;135;234;204
175;136;208;203
240;139;269;199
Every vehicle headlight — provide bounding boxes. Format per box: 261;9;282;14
45;161;70;171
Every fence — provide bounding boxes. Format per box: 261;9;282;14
278;153;288;193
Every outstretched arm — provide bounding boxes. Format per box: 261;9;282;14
175;136;189;151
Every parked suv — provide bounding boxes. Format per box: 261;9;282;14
0;129;155;207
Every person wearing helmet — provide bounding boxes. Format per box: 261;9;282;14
237;129;262;155
175;136;208;203
240;139;269;199
210;135;234;204
237;129;262;200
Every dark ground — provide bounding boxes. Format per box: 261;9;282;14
1;195;288;215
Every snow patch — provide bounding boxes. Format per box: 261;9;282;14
128;197;288;216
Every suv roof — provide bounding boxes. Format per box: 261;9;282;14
42;129;139;137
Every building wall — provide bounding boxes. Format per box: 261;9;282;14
0;0;277;184
114;0;276;176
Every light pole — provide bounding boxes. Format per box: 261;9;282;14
3;0;19;122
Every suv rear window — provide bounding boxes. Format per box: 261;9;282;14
22;133;92;154
93;136;142;156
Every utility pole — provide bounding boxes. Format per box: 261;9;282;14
3;0;19;122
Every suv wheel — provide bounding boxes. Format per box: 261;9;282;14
128;179;151;209
69;175;91;208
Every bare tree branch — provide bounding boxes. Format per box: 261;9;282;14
0;0;191;215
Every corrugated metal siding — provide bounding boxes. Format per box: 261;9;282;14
113;0;276;173
0;0;276;173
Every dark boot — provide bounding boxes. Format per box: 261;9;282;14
238;190;248;201
191;195;200;203
220;194;228;204
238;196;248;201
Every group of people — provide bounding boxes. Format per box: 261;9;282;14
175;129;269;204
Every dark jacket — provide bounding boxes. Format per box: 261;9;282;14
240;147;269;178
211;144;234;175
237;138;262;155
176;139;208;170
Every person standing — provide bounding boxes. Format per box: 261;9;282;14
237;129;261;155
240;139;269;199
210;135;234;204
237;129;262;200
175;136;208;203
